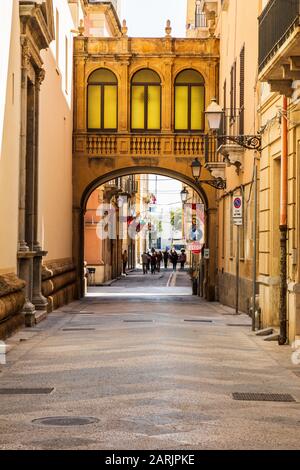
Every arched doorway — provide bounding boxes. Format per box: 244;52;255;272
73;167;218;301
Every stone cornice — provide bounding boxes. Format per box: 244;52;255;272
21;35;44;72
20;2;54;52
74;36;220;59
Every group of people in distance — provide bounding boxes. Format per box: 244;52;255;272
141;248;187;275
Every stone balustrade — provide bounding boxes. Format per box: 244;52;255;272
75;133;211;159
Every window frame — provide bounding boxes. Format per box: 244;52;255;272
87;69;118;132
130;70;162;132
174;70;205;133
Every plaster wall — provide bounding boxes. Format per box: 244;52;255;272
38;0;76;261
0;0;21;274
215;0;260;313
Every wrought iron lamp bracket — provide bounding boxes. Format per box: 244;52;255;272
195;178;227;190
218;134;261;151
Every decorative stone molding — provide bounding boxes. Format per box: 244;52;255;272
288;282;300;294
0;273;26;297
37;68;46;87
258;275;280;286
0;273;26;339
204;161;226;180
121;20;128;37
268;79;294;98
202;1;218;37
218;143;245;173
165;20;172;38
42;259;77;312
19;1;55;50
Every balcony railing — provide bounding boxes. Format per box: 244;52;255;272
259;0;300;72
76;133;218;162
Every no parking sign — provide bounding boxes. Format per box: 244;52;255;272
233;196;243;218
233;196;243;225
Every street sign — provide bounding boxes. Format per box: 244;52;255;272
204;248;210;259
234;218;243;226
233;196;243;220
187;242;201;251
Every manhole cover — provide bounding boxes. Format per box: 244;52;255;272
0;388;54;395
32;416;99;426
232;392;296;402
184;319;212;323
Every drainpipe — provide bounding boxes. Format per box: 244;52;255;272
252;161;258;331
279;96;288;345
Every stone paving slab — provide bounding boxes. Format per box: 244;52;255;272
0;272;300;449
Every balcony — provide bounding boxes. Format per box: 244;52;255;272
73;132;224;179
259;0;300;96
74;133;217;160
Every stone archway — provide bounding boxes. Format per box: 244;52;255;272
73;166;218;301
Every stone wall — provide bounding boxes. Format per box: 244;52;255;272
0;273;25;339
218;271;252;314
42;259;77;312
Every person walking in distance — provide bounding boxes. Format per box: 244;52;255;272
141;252;149;275
150;250;157;275
147;250;151;272
163;249;169;269
179;250;187;270
156;251;162;273
170;249;178;272
122;250;128;275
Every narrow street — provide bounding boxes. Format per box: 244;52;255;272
87;269;193;296
0;270;300;450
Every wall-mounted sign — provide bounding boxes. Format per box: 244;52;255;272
187;242;202;254
233;196;243;219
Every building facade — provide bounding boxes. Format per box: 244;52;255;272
0;0;120;339
257;0;300;345
187;0;300;347
72;17;220;299
3;0;299;348
187;0;260;314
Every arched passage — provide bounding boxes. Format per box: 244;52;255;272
73;166;218;300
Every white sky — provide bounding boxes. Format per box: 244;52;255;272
120;0;187;38
148;176;182;209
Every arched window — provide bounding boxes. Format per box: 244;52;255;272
175;69;205;132
131;69;161;131
87;69;117;130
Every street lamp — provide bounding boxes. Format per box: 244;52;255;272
205;98;261;150
180;187;189;203
190;157;226;190
205;98;223;131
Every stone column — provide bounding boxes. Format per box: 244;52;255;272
31;68;48;315
18;39;36;321
163;60;173;132
119;60;130;132
32;250;48;315
33;68;45;251
18;252;36;326
75;56;87;132
206;207;218;301
18;40;30;252
73;206;84;298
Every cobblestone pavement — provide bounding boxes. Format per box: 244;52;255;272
0;270;300;450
